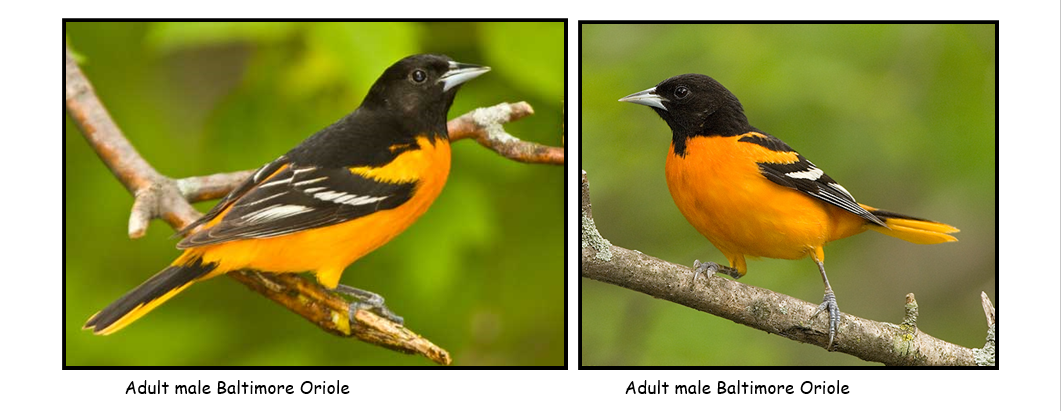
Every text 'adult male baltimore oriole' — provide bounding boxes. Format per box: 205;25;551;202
619;74;958;348
84;54;490;335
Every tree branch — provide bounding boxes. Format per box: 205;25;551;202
581;170;995;366
65;47;203;237
448;102;564;165
66;44;560;364
229;270;450;364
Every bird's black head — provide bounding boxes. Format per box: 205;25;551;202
362;54;490;137
286;54;488;167
619;74;752;145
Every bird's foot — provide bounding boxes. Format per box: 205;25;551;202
336;284;404;325
811;290;841;349
692;260;743;282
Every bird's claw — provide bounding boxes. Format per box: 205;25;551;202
812;291;841;349
693;260;742;281
692;259;720;283
337;284;405;325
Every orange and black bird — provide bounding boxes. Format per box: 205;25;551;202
84;54;490;335
619;74;958;347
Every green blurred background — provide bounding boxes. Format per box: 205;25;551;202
64;21;565;366
581;23;995;366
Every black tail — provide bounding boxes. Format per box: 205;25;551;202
83;257;217;335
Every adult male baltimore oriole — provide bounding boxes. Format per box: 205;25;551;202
84;54;489;335
619;74;958;347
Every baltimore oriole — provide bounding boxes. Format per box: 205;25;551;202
619;74;958;347
84;54;490;335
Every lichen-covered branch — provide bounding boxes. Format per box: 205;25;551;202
448;102;564;165
230;271;450;364
581;170;994;366
972;291;996;366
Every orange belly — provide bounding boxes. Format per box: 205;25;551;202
665;136;864;262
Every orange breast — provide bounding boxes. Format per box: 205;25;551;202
187;136;451;288
664;136;855;261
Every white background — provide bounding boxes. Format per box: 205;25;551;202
27;1;1061;409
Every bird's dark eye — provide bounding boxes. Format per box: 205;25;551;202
674;86;690;100
410;69;428;83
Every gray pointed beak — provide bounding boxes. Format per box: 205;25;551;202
619;86;668;111
439;61;490;92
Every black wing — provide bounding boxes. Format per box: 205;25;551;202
176;157;415;248
175;155;289;239
739;133;885;227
